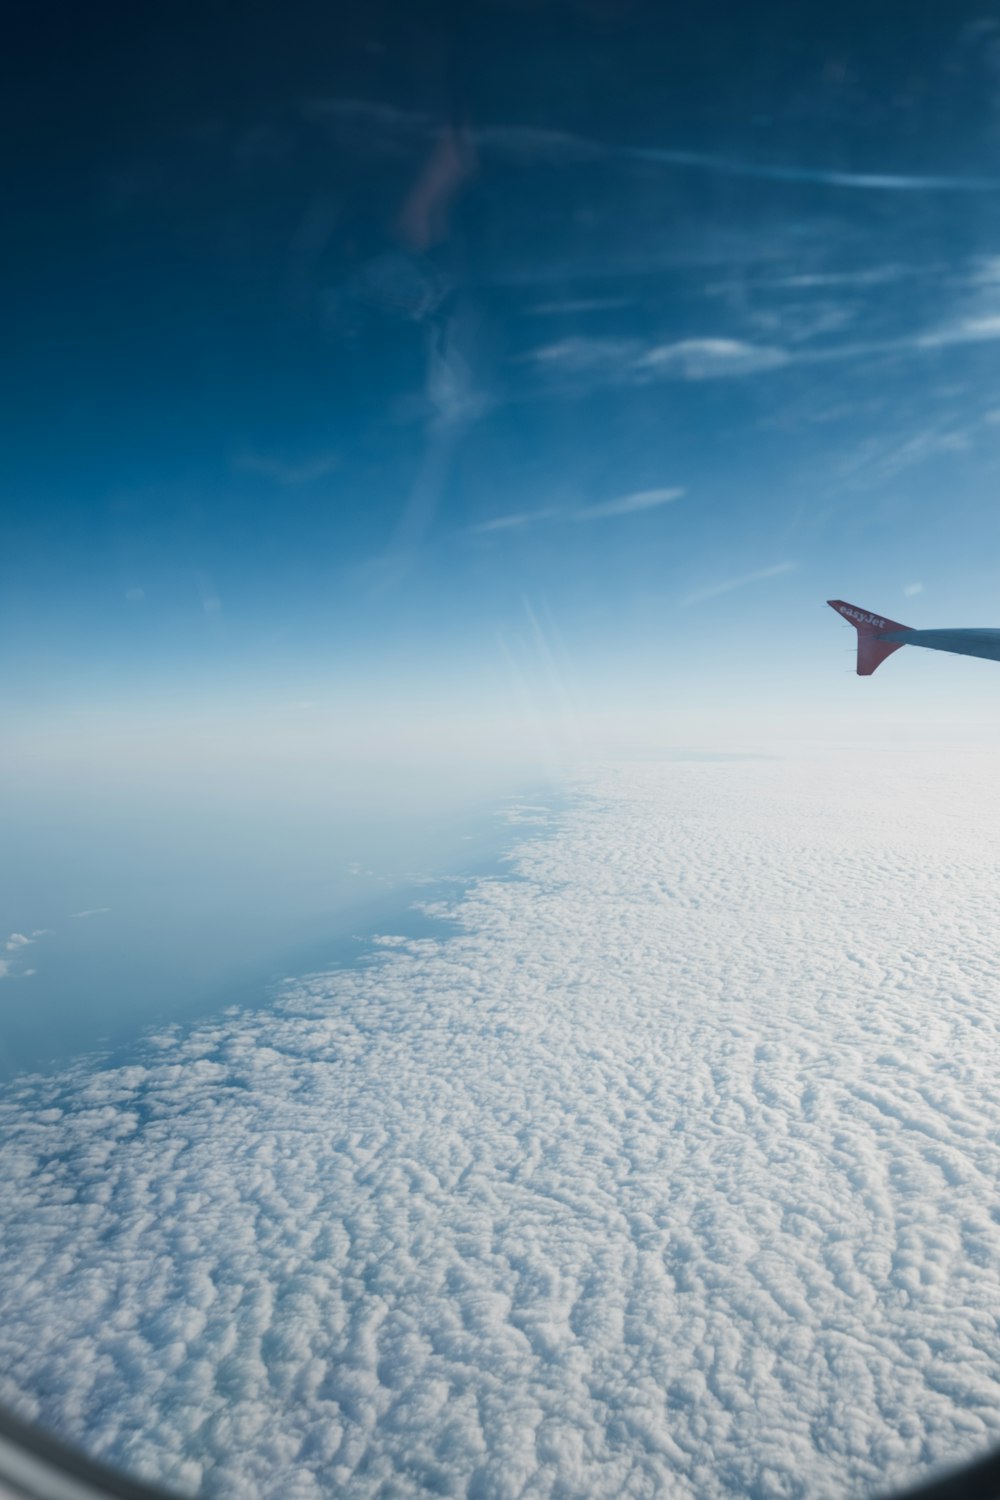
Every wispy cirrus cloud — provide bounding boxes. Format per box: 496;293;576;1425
680;560;797;607
627;145;998;193
528;336;641;373
637;338;789;379
527;298;1000;401
805;312;1000;366
471;507;558;534
473;487;683;534
573;486;683;520
310;100;1000;194
838;424;973;486
913;313;1000;351
708;264;921;293
526;334;789;385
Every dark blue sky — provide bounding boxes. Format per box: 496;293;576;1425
6;0;1000;732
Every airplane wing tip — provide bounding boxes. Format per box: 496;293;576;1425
827;598;912;675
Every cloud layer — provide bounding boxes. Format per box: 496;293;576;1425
2;756;1000;1498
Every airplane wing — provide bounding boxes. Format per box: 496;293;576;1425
828;599;1000;675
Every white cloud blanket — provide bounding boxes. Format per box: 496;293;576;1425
2;756;999;1499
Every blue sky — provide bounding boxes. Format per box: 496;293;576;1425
7;0;1000;772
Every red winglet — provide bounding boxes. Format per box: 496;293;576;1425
827;599;913;676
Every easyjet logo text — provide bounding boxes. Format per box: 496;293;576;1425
840;606;887;629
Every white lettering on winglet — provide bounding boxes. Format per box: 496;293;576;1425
839;606;887;630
